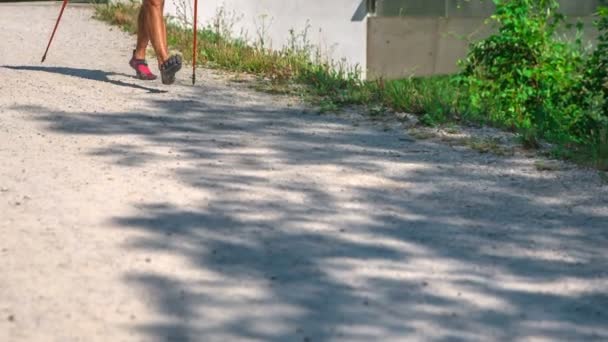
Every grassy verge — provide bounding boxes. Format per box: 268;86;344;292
93;1;460;118
93;1;607;171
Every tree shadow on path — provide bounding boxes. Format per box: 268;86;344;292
18;85;608;341
2;65;167;94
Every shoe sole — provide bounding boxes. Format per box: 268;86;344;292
161;62;182;85
135;72;157;81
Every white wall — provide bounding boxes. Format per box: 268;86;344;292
165;0;368;75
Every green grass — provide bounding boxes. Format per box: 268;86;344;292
92;2;459;117
93;1;608;171
93;1;139;33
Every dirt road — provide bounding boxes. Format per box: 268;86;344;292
1;3;607;341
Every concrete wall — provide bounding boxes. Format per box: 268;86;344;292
164;0;369;75
367;16;494;78
164;0;602;80
367;0;600;79
373;0;601;17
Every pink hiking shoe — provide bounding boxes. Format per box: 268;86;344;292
129;50;157;81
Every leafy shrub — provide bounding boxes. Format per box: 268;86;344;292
581;6;608;156
94;0;607;167
458;0;589;146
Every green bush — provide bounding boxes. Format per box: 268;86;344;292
94;0;608;168
581;6;608;159
458;0;588;145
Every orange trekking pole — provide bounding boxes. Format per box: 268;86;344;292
192;0;198;85
41;0;70;63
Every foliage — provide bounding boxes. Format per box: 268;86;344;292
93;0;139;33
457;0;608;167
93;1;454;117
581;6;608;167
459;0;584;144
94;0;608;168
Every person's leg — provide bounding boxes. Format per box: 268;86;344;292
134;5;149;60
138;0;181;84
129;3;157;80
143;0;169;65
161;0;168;51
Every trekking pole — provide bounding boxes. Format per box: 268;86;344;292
192;0;198;85
41;0;70;63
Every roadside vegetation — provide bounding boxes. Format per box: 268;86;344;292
94;0;608;170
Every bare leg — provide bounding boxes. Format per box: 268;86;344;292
161;0;168;47
143;0;169;66
134;6;149;60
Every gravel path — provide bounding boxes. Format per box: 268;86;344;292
1;3;607;341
